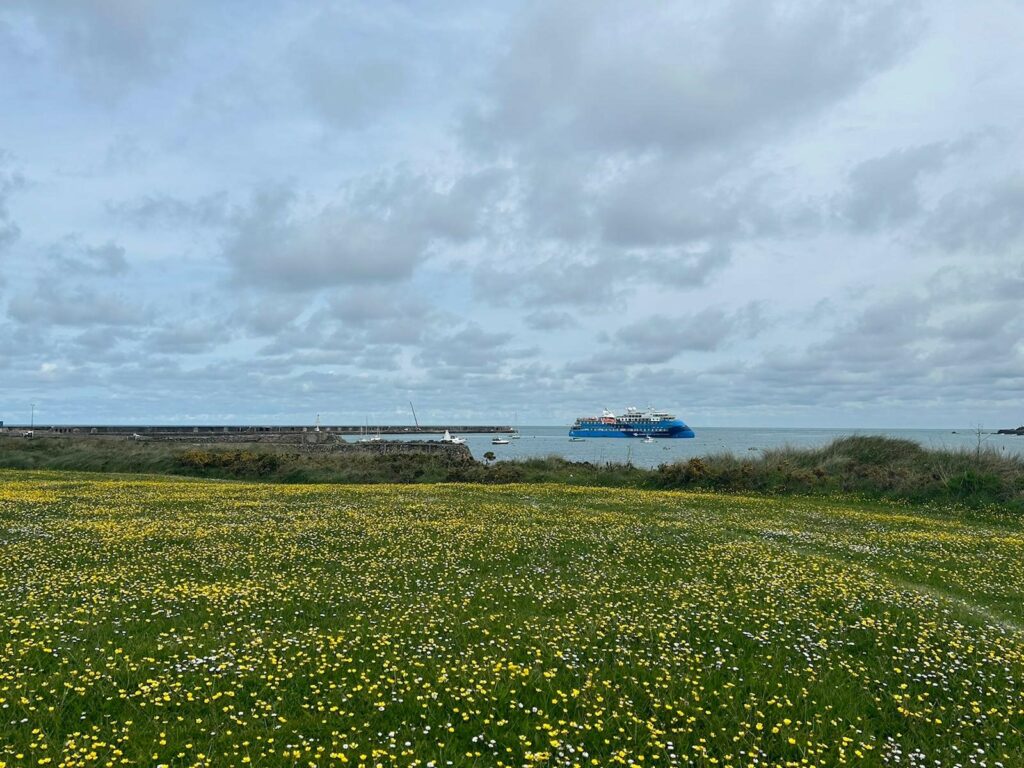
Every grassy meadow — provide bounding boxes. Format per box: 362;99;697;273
2;471;1024;767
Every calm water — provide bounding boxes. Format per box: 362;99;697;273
383;427;1024;469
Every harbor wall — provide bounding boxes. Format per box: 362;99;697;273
0;424;510;435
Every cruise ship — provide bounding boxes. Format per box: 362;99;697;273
569;407;696;439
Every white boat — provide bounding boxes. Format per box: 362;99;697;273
442;430;466;445
642;435;655;444
510;411;521;439
491;436;510;445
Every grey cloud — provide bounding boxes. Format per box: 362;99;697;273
325;287;441;341
722;275;1024;411
148;321;227;355
606;304;766;364
414;324;518;372
109;192;228;229
475;245;730;308
224;186;419;291
840;142;958;230
255;291;445;361
524;311;578;331
48;238;129;276
597;163;796;248
289;8;411;131
0;154;24;251
469;0;918;157
228;297;308;337
4;1;190;100
224;170;505;292
70;326;140;355
101;135;149;174
458;0;913;284
927;176;1024;253
0;223;15;254
7;282;149;328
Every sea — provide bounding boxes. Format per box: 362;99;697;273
382;427;1024;469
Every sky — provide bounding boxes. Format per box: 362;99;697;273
0;0;1022;428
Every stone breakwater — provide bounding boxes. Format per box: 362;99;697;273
0;429;476;460
11;424;511;435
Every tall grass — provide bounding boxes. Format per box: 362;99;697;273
650;436;1024;509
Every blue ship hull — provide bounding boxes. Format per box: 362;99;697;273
569;420;695;439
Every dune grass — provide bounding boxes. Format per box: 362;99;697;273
1;471;1023;766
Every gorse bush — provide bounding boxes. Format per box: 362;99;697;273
178;449;281;476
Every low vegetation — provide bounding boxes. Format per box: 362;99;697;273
651;436;1024;510
1;434;1022;510
2;472;1023;766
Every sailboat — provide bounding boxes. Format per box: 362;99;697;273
358;417;382;442
442;429;466;445
510;411;521;439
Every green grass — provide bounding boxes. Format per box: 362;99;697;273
1;470;1024;767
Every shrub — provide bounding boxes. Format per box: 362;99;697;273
177;449;281;476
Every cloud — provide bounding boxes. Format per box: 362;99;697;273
7;282;149;328
837;139;986;232
223;170;506;292
148;321;227;355
469;0;919;157
48;238;129;276
926;175;1024;253
840;143;953;229
474;244;730;308
0;153;24;251
524;311;577;331
413;323;523;373
252;288;445;364
108;192;228;229
4;0;190;100
228;297;308;338
288;6;413;131
715;272;1024;411
458;0;918;305
603;304;766;364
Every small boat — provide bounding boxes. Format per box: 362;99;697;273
569;436;586;442
510;411;521;438
641;435;655;444
491;436;510;445
442;430;466;445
